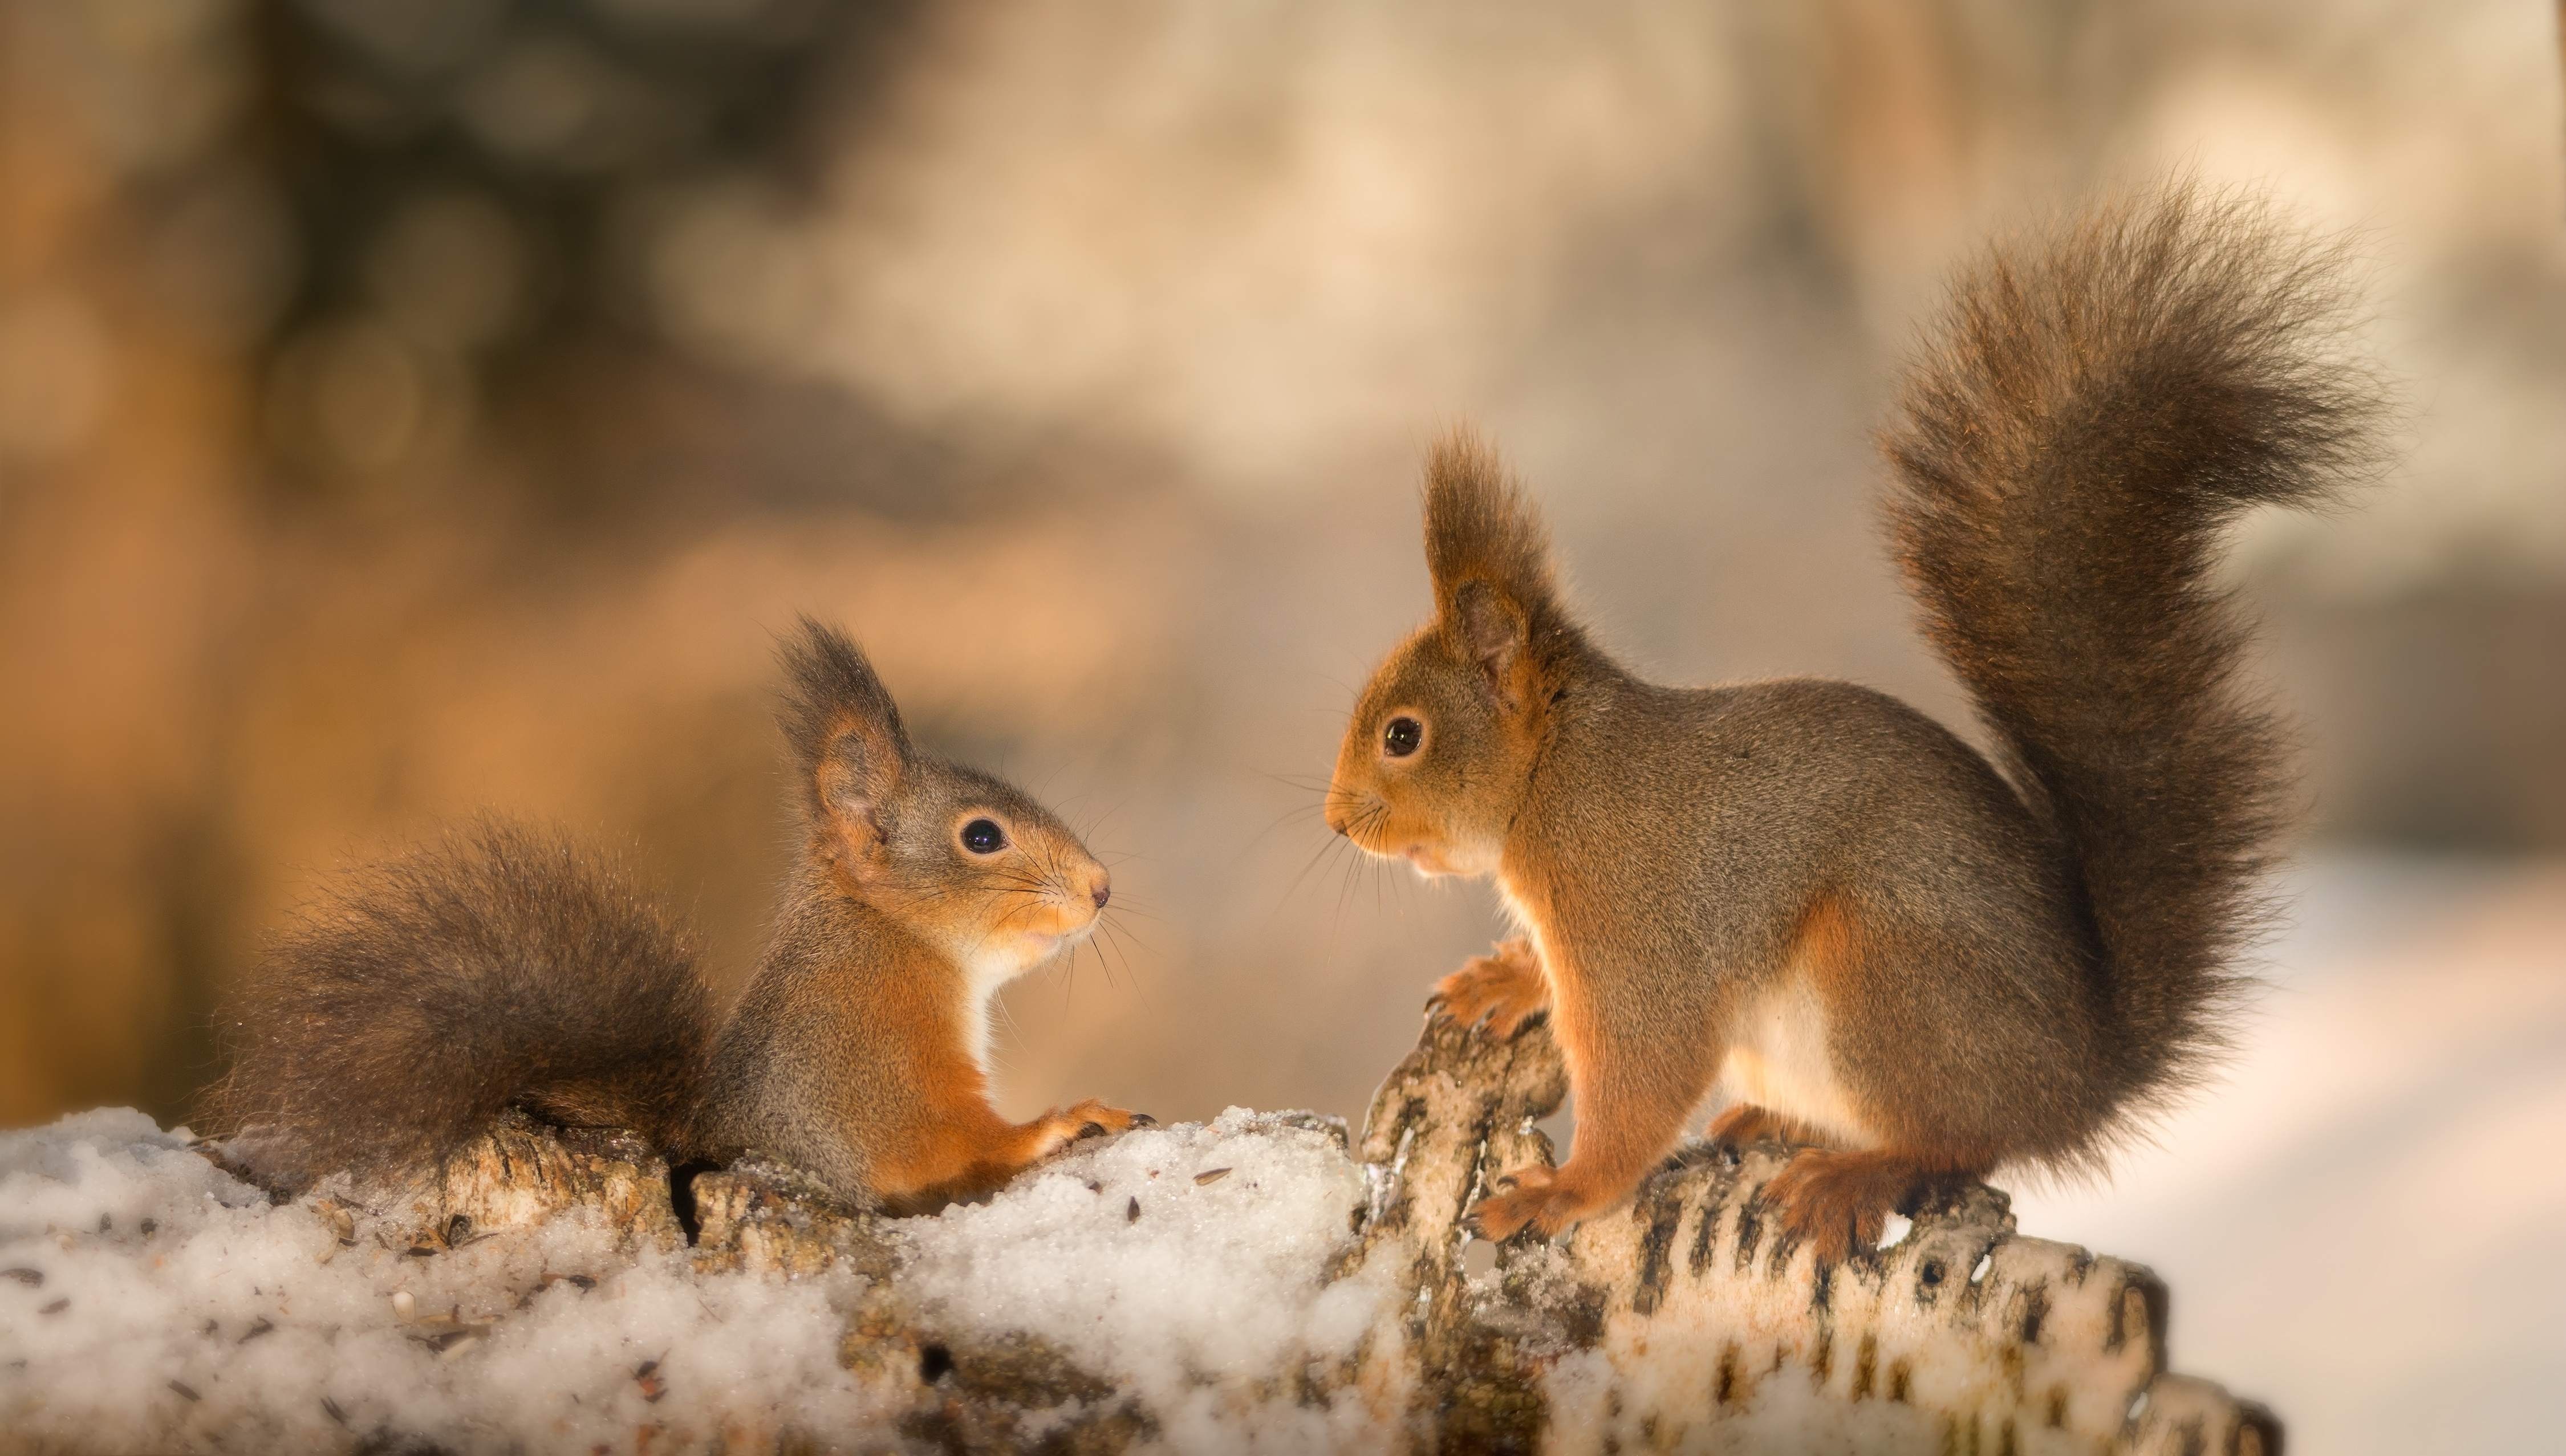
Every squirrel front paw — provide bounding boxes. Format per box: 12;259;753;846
1465;1162;1617;1243
1430;936;1551;1039
1030;1099;1153;1158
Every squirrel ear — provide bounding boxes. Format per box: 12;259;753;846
1423;428;1564;712
1452;581;1530;710
814;721;903;865
1422;426;1557;648
776;617;914;871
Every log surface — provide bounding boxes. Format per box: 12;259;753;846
281;1016;2277;1454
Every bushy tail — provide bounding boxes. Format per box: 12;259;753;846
211;820;714;1188
1881;181;2381;1110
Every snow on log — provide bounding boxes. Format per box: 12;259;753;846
0;1015;2277;1454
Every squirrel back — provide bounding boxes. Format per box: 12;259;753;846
1880;181;2382;1109
212;821;713;1189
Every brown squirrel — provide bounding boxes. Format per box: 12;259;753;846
213;618;1145;1214
1323;183;2380;1258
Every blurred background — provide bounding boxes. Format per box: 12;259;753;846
1;1;2559;1447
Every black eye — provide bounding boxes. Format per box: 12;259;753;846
961;818;1006;855
1382;717;1423;758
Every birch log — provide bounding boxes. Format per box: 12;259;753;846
218;1014;2277;1454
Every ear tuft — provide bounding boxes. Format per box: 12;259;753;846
1422;426;1570;699
776;617;911;849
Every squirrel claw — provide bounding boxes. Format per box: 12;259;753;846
1760;1149;1947;1264
1431;938;1551;1042
1044;1099;1143;1151
1469;1162;1617;1244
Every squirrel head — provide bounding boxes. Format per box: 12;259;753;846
1326;429;1583;877
778;617;1111;981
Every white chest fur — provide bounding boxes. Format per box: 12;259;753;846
1717;968;1880;1148
957;943;1044;1074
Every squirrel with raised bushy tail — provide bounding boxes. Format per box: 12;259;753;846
216;619;1146;1213
1323;182;2381;1257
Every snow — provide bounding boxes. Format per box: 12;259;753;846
0;1105;1397;1454
899;1108;1406;1450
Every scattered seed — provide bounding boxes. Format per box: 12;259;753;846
1;1268;40;1287
404;1244;438;1258
1125;1197;1141;1223
1193;1168;1233;1186
321;1396;347;1426
391;1291;415;1320
139;1219;157;1237
168;1380;201;1402
436;1335;478;1362
635;1359;660;1379
98;1214;112;1234
445;1214;472;1246
39;1299;67;1315
313;1203;355;1248
238;1319;275;1344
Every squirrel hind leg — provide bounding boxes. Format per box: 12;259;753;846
1706;1103;1827;1151
1759;1148;1988;1264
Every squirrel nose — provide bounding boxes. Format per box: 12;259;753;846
1090;879;1111;909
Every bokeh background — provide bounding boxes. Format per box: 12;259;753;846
3;2;2560;1449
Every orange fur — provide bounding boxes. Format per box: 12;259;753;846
693;620;1141;1212
1431;936;1551;1039
1760;1150;1943;1263
1705;1104;1823;1149
1332;181;2376;1258
214;620;1140;1212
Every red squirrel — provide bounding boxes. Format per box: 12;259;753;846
215;619;1146;1214
1322;183;2380;1257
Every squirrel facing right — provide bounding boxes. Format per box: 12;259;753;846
1323;183;2381;1258
214;619;1143;1214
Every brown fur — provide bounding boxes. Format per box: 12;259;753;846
1328;182;2380;1260
211;821;710;1187
685;619;1140;1210
214;619;1139;1210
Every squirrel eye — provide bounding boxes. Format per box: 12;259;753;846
1382;717;1424;758
960;818;1007;855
